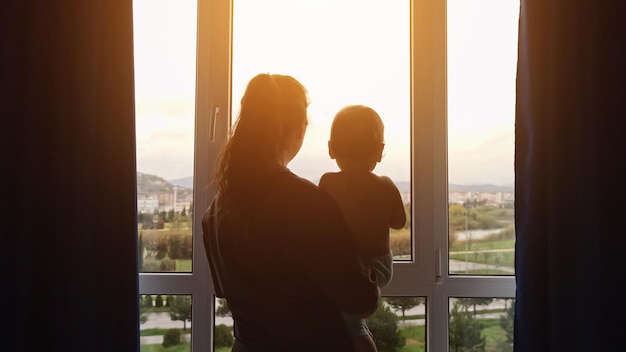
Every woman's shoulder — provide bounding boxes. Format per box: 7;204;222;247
274;167;328;199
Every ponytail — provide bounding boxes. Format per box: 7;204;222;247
215;73;308;215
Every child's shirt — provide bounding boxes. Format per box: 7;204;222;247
319;171;406;261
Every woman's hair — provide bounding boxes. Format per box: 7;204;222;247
330;105;384;160
215;73;309;214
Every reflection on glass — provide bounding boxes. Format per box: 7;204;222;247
449;297;515;352
232;0;412;259
140;294;192;351
133;0;197;273
213;296;426;351
447;0;519;275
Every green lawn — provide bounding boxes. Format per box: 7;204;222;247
400;324;426;352
449;239;515;269
140;342;190;352
176;259;192;271
449;239;515;252
449;251;514;269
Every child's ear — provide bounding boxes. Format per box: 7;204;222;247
328;140;336;160
376;143;384;162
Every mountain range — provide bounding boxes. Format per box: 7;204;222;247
140;173;513;194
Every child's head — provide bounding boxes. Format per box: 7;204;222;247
328;105;385;172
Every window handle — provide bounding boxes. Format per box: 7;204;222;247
209;105;220;142
436;249;442;283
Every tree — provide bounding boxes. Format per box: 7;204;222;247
495;302;514;352
139;300;149;325
138;232;144;270
140;294;153;308
456;298;493;317
168;234;183;259
167;208;175;222
169;295;192;330
215;298;231;317
181;206;186;217
385;297;424;319
155;294;164;307
449;301;485;352
366;302;405;352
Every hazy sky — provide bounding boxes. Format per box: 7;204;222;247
133;0;519;185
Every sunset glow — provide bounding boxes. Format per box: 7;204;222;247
133;0;518;186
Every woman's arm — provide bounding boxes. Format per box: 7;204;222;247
301;190;380;317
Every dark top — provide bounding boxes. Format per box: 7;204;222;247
203;166;379;352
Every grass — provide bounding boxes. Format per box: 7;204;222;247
141;328;169;336
140;342;190;352
475;318;510;351
176;259;192;271
449;251;514;269
449;238;515;269
141;328;192;337
449;239;515;252
400;325;426;352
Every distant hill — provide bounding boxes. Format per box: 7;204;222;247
168;176;193;189
388;181;512;194
139;173;512;194
136;172;192;195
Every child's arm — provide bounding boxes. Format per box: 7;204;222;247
383;176;407;229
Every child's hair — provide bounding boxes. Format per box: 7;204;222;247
216;73;309;214
330;105;384;160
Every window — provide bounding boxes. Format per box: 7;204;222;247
135;0;519;350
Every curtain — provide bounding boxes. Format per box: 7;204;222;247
2;1;138;350
515;1;626;351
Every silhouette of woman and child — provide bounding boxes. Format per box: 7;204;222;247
203;73;406;352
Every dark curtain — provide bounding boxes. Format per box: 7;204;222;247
2;1;138;351
515;1;626;351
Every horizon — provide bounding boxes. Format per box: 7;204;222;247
137;171;515;191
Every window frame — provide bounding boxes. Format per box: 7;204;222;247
137;0;516;351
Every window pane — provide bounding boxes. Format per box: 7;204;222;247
447;0;519;275
232;0;412;259
140;294;192;351
214;297;234;351
214;296;426;351
133;0;197;273
449;297;515;352
384;296;427;351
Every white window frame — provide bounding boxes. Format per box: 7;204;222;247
138;0;516;351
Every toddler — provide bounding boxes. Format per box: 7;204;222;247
319;105;407;352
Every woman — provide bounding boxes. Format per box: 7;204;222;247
202;73;379;351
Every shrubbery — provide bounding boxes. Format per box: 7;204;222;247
367;303;405;352
214;324;234;349
162;329;181;347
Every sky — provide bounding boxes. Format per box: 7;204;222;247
133;0;519;186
